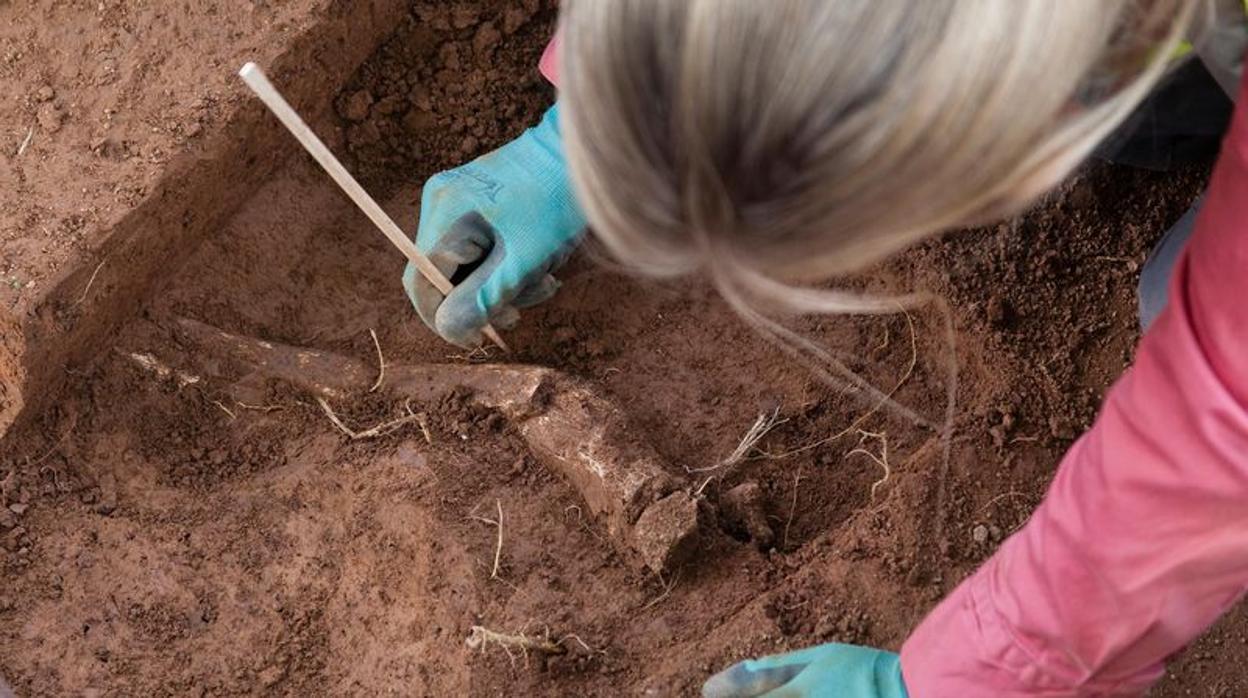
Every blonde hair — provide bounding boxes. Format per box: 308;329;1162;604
559;0;1200;318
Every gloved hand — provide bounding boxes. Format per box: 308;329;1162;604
702;643;908;698
404;103;587;347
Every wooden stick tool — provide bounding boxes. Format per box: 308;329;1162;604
238;62;509;352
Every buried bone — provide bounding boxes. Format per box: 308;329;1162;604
174;318;702;572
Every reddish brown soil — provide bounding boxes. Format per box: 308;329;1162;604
0;0;409;438
0;0;388;291
0;2;1240;696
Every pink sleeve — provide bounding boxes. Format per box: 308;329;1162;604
901;66;1248;695
540;31;561;88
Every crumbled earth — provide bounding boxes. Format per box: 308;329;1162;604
335;0;555;194
0;1;1240;696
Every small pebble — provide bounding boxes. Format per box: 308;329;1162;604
971;524;989;545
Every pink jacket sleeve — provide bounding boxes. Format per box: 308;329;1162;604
901;66;1248;695
540;31;561;87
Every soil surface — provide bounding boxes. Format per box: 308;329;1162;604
0;2;1240;697
0;0;408;439
0;0;342;294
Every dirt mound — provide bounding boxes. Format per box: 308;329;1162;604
336;0;557;194
0;2;1240;696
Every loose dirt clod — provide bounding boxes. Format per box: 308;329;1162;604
632;491;702;572
94;474;117;516
175;318;701;572
720;481;774;549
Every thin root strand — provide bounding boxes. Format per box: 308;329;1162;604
211;400;238;421
317;397;426;440
368;328;385;393
845;430;891;502
687;408;787;475
16;126;33;157
490;499;503;579
77;258;107;305
466;625;566;664
782;466;804;550
643;570;681;610
760;306;919;461
469;499;505;579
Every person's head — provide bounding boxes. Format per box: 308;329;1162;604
559;0;1202;314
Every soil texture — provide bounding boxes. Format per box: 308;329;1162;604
0;2;1239;696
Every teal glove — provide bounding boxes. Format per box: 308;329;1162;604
403;103;587;347
702;643;909;698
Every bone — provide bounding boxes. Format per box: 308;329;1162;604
174;318;373;398
174;318;702;572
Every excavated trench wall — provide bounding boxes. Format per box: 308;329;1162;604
0;0;406;440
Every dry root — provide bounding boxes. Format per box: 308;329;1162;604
77;258;107;304
317;397;427;441
845;430;891;502
368;328;385;393
16;126;33;157
469;500;505;579
236;402;287;413
690;408;787;487
642;570;681;610
210;400;237;420
447;346;493;364
782;466;804;549
759;308;919;461
465;625;566;665
978;490;1034;514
